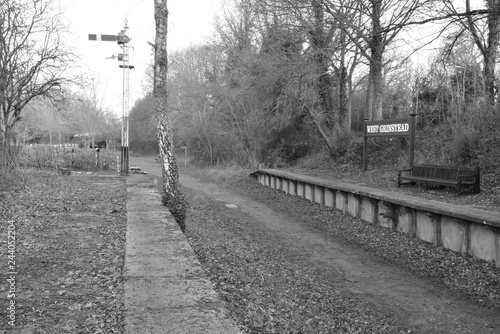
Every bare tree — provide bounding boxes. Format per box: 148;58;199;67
64;97;107;148
0;0;71;164
256;0;362;156
322;0;438;120
167;46;220;163
153;0;186;228
443;0;500;106
306;0;362;131
129;94;157;153
22;98;65;145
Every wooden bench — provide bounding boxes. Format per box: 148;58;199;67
398;164;480;194
57;168;71;175
130;166;142;174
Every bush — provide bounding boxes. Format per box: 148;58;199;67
331;127;354;157
0;165;22;192
449;130;481;165
264;139;313;167
338;134;364;165
0;144;32;192
18;145;118;171
446;104;500;170
262;119;317;167
338;134;409;167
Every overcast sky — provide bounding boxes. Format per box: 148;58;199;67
59;0;485;117
60;0;221;116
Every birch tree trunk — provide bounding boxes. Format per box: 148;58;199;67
312;0;335;129
370;0;384;121
338;28;348;128
154;0;186;230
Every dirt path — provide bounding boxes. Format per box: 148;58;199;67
131;156;500;333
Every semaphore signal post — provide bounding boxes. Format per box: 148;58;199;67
89;19;134;175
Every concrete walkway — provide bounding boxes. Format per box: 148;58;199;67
124;174;242;334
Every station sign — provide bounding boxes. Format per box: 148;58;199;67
363;115;416;171
365;118;411;137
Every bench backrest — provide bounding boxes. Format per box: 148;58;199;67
412;164;478;181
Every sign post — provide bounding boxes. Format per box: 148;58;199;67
363;113;417;171
89;20;134;175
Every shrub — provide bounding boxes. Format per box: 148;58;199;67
262;120;317;167
446;103;500;169
0;165;20;192
264;139;313;167
449;130;481;165
339;134;409;167
339;134;364;165
331;127;354;157
18;145;118;171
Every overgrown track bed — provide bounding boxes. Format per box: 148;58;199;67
182;166;500;333
0;171;126;333
184;189;403;333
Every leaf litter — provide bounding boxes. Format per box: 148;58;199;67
182;165;500;334
1;170;126;333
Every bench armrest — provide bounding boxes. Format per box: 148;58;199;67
457;173;476;181
398;169;412;176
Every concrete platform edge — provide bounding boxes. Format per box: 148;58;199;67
124;174;241;334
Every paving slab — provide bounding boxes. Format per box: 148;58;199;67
124;174;241;334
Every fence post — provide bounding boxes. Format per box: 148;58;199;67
363;118;369;172
409;113;416;169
